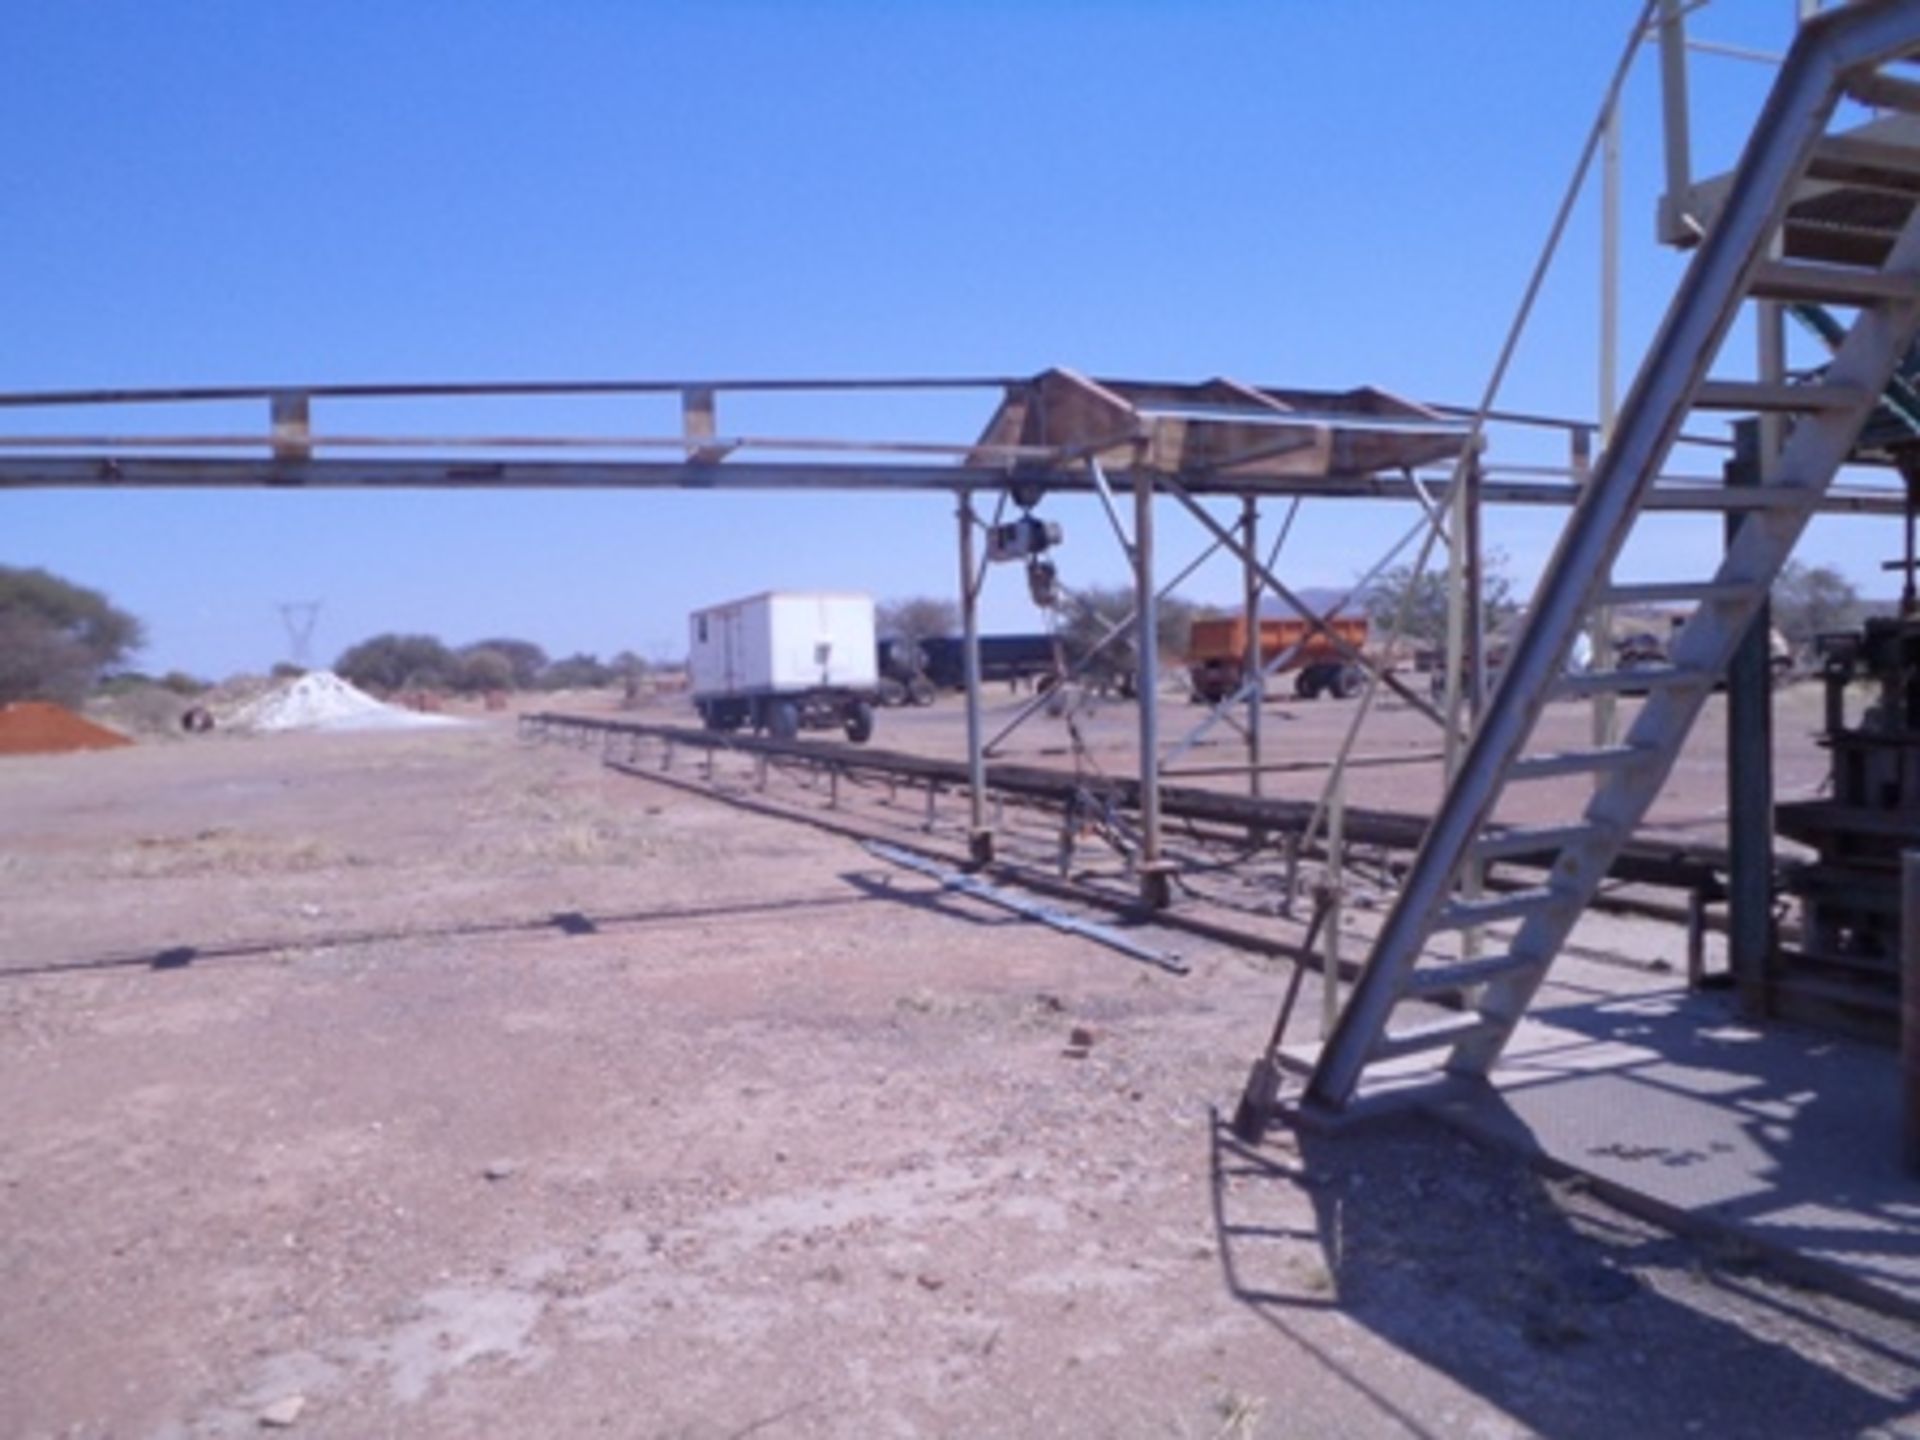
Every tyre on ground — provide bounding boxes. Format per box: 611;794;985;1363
844;700;875;745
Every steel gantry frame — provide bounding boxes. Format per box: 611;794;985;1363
6;367;1904;914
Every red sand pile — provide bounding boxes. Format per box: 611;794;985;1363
0;702;133;756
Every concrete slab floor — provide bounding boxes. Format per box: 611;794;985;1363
1406;954;1920;1319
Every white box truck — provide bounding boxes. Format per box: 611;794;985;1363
688;591;880;743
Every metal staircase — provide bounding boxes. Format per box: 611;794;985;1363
1305;1;1920;1115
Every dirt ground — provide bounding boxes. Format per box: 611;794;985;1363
5;709;1919;1438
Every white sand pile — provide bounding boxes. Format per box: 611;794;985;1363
227;672;468;733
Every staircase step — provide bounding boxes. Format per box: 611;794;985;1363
1808;132;1920;186
1559;665;1713;698
1434;886;1566;931
1470;822;1608;862
1847;71;1920;114
1303;18;1920;1118
1694;379;1866;412
1510;744;1653;780
1747;258;1918;306
1599;579;1752;605
1405;953;1544;997
1370;1012;1504;1062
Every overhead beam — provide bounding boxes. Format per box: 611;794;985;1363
0;454;1904;511
0;375;1025;408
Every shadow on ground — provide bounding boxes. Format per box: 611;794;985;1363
1211;1109;1920;1439
1447;980;1920;1315
5;862;1092;985
0;893;874;981
838;868;1023;931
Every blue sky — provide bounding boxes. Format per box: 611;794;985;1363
3;1;1896;676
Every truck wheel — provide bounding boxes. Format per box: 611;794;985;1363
1294;669;1321;701
769;701;800;742
906;676;936;707
844;701;875;744
1330;665;1362;700
877;678;908;708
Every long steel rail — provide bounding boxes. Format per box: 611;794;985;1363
521;711;1733;897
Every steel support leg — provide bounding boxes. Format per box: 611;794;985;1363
1575;425;1619;757
1242;494;1264;808
1442;465;1470;782
959;490;992;865
1726;420;1776;1008
1655;0;1696;244
1464;455;1486;720
1460;455;1487;962
1321;772;1346;1038
1134;468;1169;908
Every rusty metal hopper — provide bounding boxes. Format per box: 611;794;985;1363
970;368;1470;482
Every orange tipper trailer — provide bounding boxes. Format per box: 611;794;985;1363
1186;614;1370;702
